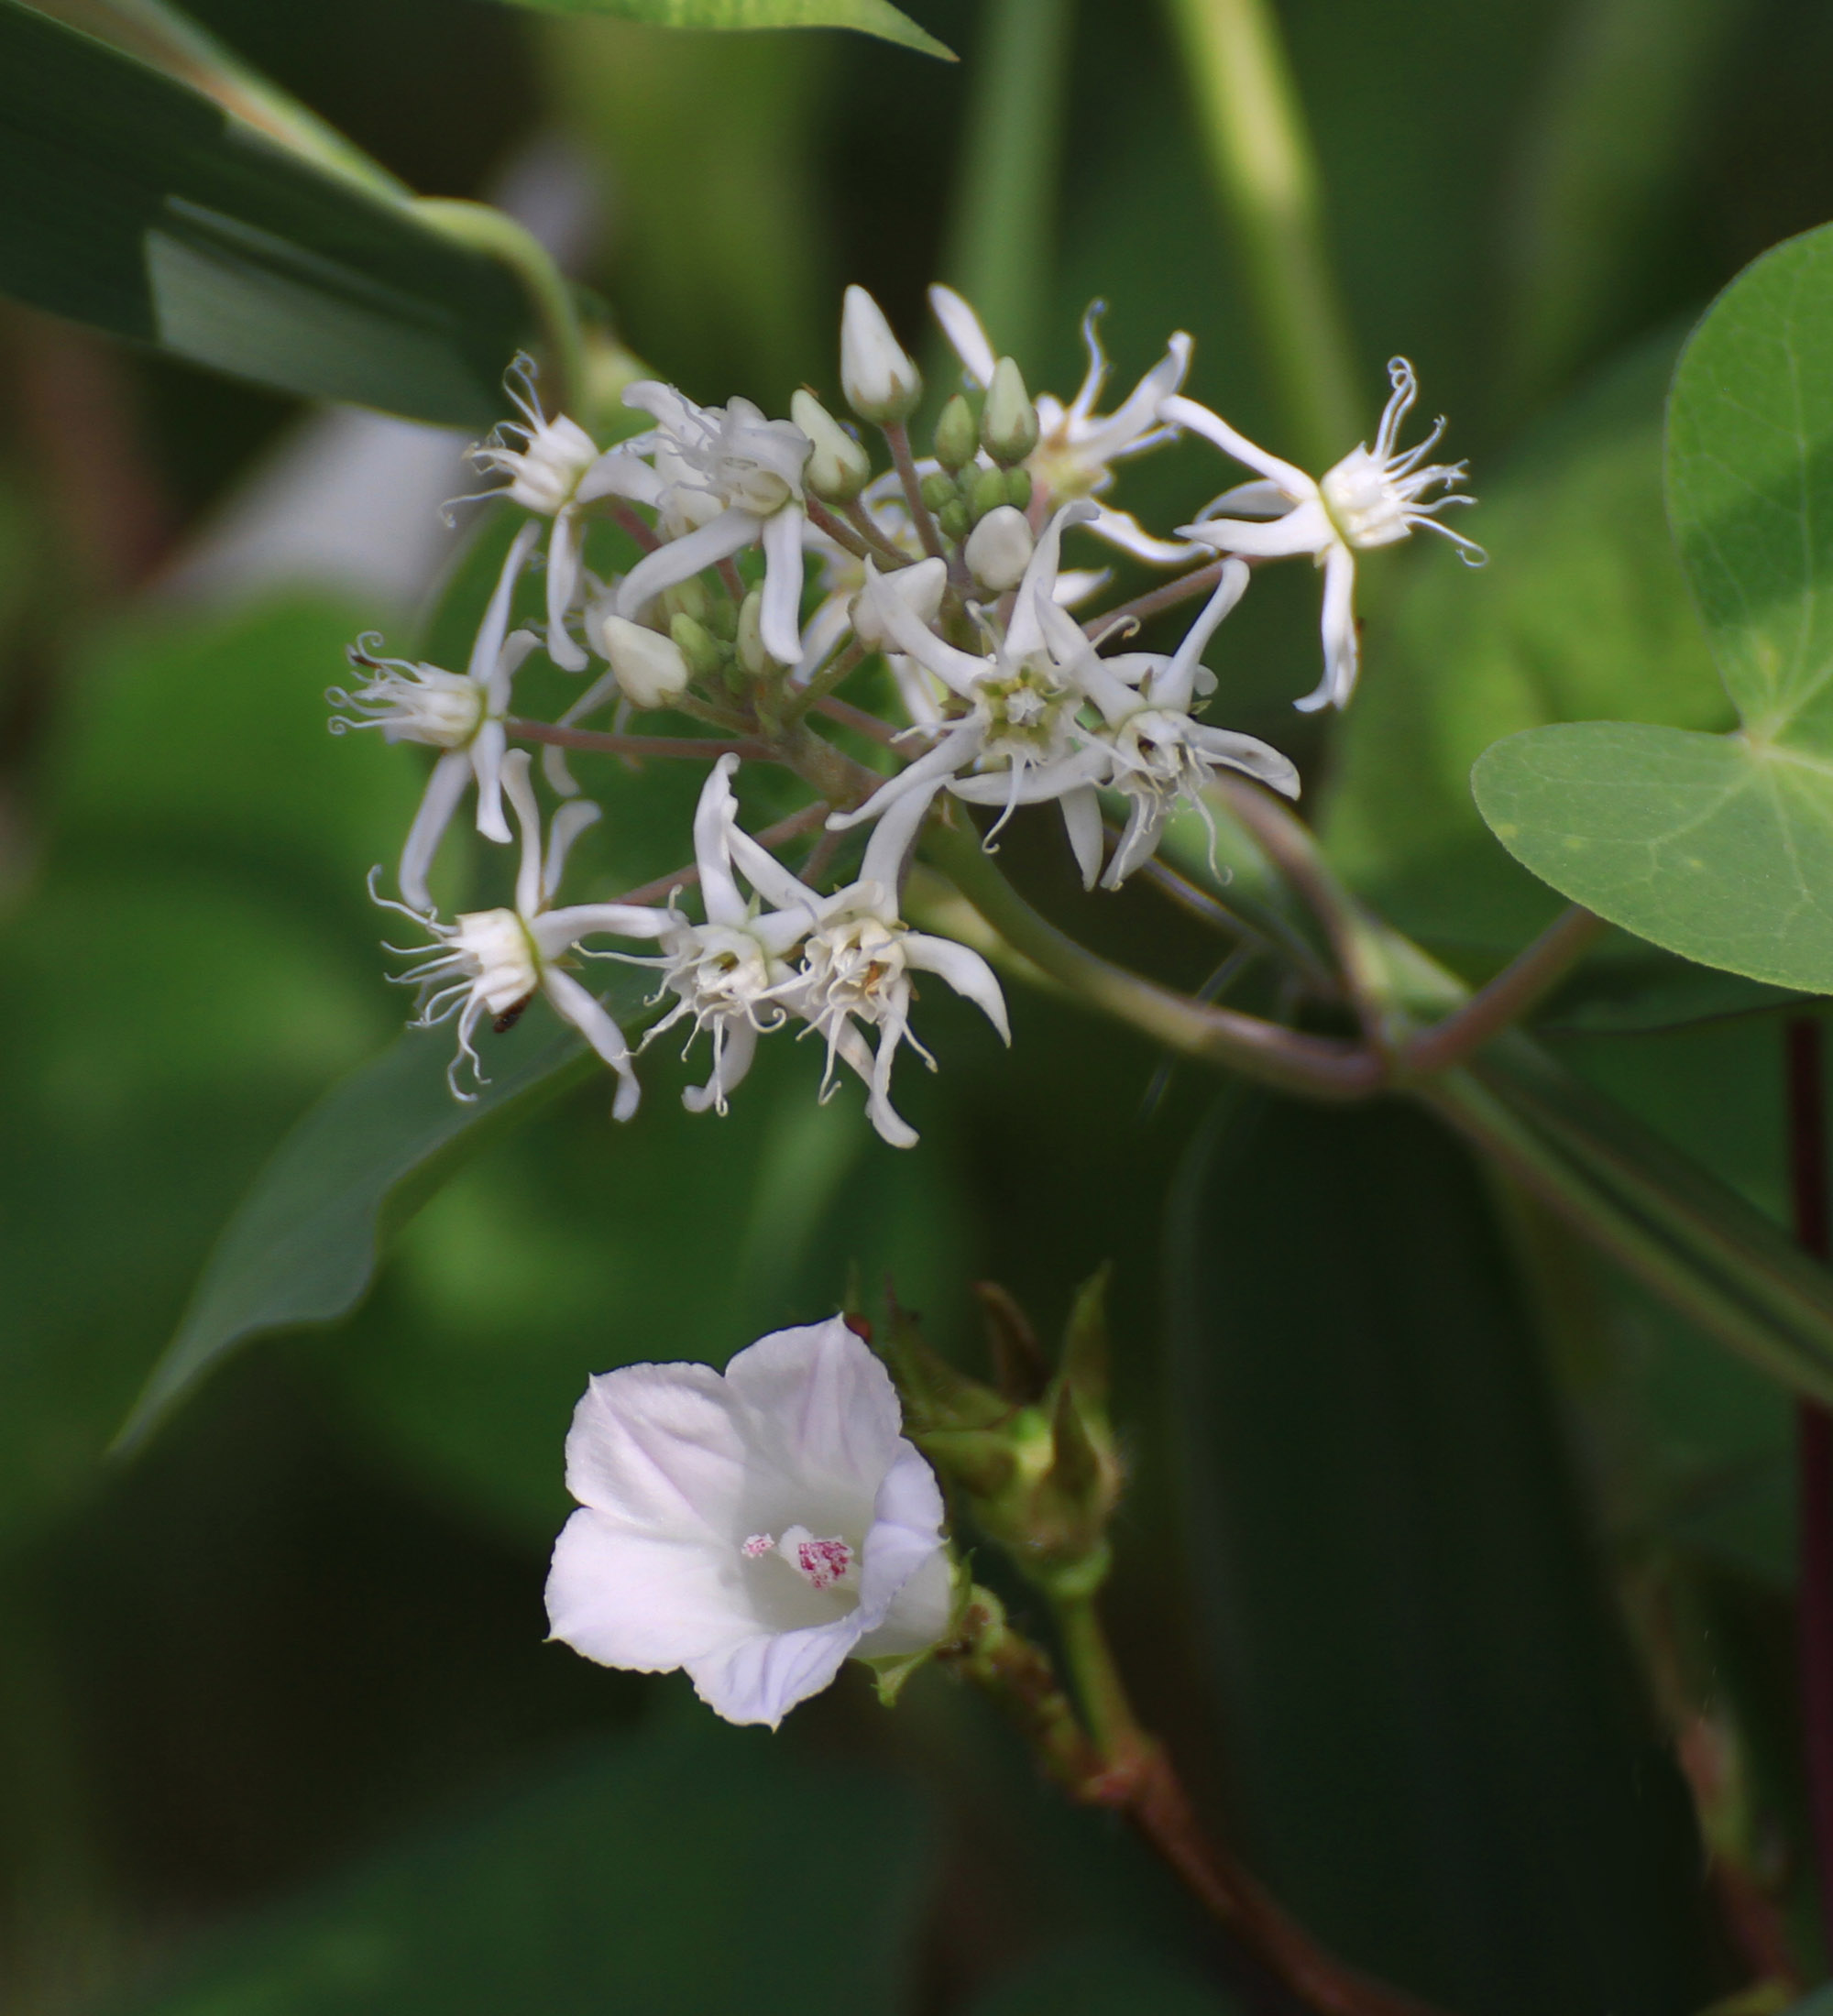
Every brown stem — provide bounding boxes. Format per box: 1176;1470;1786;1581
1134;852;1341;999
1085;559;1230;640
884;422;946;560
718;557;747;606
1401;907;1606;1077
792;639;870;716
813;694;904;751
803;497;875;564
951;1594;1449;2016
845;497;917;568
602;499;660;554
508;720;772;762
1789;1016;1833;1953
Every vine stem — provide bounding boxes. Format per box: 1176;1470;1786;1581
1159;0;1362;468
1087;560;1231;641
607;803;829;909
508;721;770;762
922;816;1382;1101
1401;906;1606;1077
1029;1594;1447;2016
412;199;587;419
1788;1016;1833;1952
884;422;947;560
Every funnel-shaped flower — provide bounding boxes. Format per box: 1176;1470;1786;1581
1163;358;1481;711
546;1316;952;1728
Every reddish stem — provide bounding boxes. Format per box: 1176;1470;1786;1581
508;720;770;762
603;499;660;554
1789;1016;1833;1953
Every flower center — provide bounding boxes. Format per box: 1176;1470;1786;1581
503;416;598;515
742;1527;858;1593
980;663;1071;760
1320;447;1410;550
451;908;543;1014
801;916;907;1024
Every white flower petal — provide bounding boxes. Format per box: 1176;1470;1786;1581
398;750;474;912
684;1612;865;1729
759;506;807;664
902;932;1009;1044
616;506;759;625
545;509;588;672
1159;393;1314;496
562;1359;749;1533
1059;783;1103;889
723;1317;905;1499
858;1545;953;1660
545;1508;752;1671
927;282;997;388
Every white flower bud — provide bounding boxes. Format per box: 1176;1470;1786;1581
791;389;873;503
851;555;948;650
981;356;1039;466
840;285;922;426
963;505;1035;593
595;612;691;711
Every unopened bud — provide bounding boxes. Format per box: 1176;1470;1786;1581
964;505;1035;593
670;612;724;680
840;284;922;426
933;393;978;473
1004;466;1034;511
938;499;971;542
735;589;771;678
791;389;872;503
851;555;948;651
968;465;1008;526
596;613;690;711
981;356;1040;465
919;471;956;512
659;575;711;626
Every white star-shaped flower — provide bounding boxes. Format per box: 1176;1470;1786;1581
379;751;651;1112
594;383;813;666
1162;357;1482;712
545;1315;952;1728
331;521;541;911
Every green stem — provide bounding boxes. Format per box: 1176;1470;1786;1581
1051;1593;1146;1764
1399;905;1606;1077
1161;0;1362;467
940;0;1077;365
412;198;588;417
923;817;1383;1101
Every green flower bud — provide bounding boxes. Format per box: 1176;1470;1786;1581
735;589;771;678
938;499;971;542
1004;466;1034;511
790;389;873;503
659;575;711;626
595;613;690;712
669;612;725;681
933;393;979;474
968;465;1008;526
981;356;1040;466
919;471;957;512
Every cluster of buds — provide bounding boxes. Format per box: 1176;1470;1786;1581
884;1273;1122;1603
334;279;1477;1145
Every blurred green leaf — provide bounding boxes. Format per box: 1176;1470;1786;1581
104;1720;938;2014
963;1942;1239;2016
0;0;532;421
117;1013;628;1453
1169;1095;1718;2016
1323;331;1728;954
493;0;951;61
1474;224;1833;990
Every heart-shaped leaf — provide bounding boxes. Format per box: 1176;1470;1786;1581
1474;223;1833;991
0;0;534;422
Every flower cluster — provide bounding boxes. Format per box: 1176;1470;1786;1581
335;283;1476;1145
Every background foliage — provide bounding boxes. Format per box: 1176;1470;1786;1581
7;0;1833;2011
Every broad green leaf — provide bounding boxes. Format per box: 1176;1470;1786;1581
104;1722;937;2015
1474;223;1833;991
490;0;952;62
115;1012;620;1452
0;0;533;422
1169;1095;1718;2016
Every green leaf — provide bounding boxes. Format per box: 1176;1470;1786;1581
487;0;953;61
0;0;533;422
115;1013;619;1452
104;1721;937;2015
1473;223;1833;991
1169;1094;1718;2016
963;1943;1240;2016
